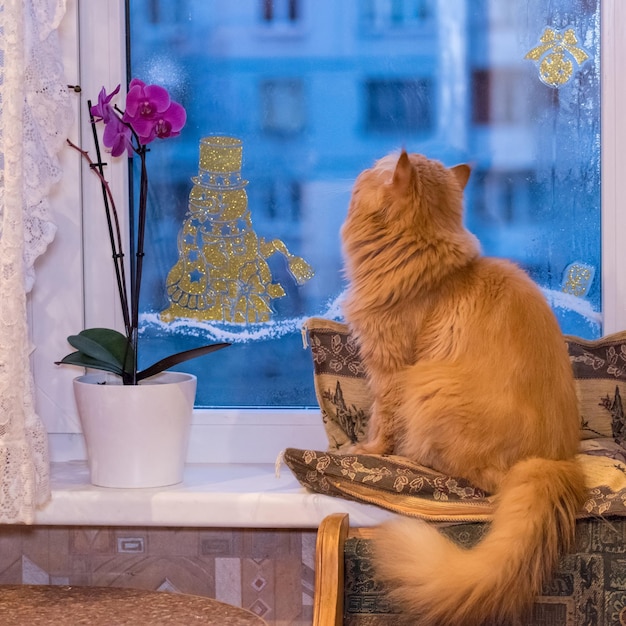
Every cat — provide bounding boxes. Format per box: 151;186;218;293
340;150;587;625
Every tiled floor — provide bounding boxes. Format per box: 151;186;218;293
0;525;317;625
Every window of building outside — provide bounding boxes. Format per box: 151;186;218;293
119;0;601;410
366;79;434;133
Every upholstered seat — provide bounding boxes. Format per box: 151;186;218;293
304;320;626;624
313;513;626;626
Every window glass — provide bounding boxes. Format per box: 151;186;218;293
127;0;600;407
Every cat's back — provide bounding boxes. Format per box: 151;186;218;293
419;254;579;461
469;256;546;305
473;257;560;320
424;255;568;363
441;255;548;310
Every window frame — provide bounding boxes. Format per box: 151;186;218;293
34;0;626;463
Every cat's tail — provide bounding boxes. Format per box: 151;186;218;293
372;457;586;626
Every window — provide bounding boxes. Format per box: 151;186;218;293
467;169;543;274
470;170;537;225
472;69;551;125
262;0;300;24
33;1;626;450
260;79;305;135
361;0;434;32
124;0;603;408
366;79;434;133
145;0;190;24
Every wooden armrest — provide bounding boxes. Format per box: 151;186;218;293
312;513;350;626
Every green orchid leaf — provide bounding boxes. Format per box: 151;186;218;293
55;350;126;377
67;328;134;372
137;343;231;382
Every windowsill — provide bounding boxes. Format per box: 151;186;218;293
34;460;394;529
36;409;396;529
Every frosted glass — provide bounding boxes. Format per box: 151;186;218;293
127;0;600;407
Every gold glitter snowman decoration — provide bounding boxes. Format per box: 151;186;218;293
161;136;314;324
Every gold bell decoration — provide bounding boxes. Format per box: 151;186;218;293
161;136;314;325
525;27;589;87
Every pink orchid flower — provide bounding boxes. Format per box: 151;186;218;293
103;114;133;157
90;84;121;124
122;78;186;145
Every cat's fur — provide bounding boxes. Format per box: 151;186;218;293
340;150;586;625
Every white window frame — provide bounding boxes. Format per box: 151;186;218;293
32;0;626;464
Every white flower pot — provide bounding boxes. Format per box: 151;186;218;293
73;371;197;488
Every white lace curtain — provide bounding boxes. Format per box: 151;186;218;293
0;0;72;522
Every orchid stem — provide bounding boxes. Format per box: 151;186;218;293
130;146;149;384
67;133;132;340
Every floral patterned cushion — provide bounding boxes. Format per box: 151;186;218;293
567;332;626;442
283;447;626;520
303;317;626;448
303;318;372;451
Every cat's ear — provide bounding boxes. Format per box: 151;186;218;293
391;150;415;193
451;163;471;190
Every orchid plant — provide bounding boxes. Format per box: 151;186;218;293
58;79;229;384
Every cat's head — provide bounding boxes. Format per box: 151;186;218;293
343;150;472;244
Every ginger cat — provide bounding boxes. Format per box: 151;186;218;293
340;150;586;625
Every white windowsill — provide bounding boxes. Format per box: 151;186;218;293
35;460;394;529
38;409;394;529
